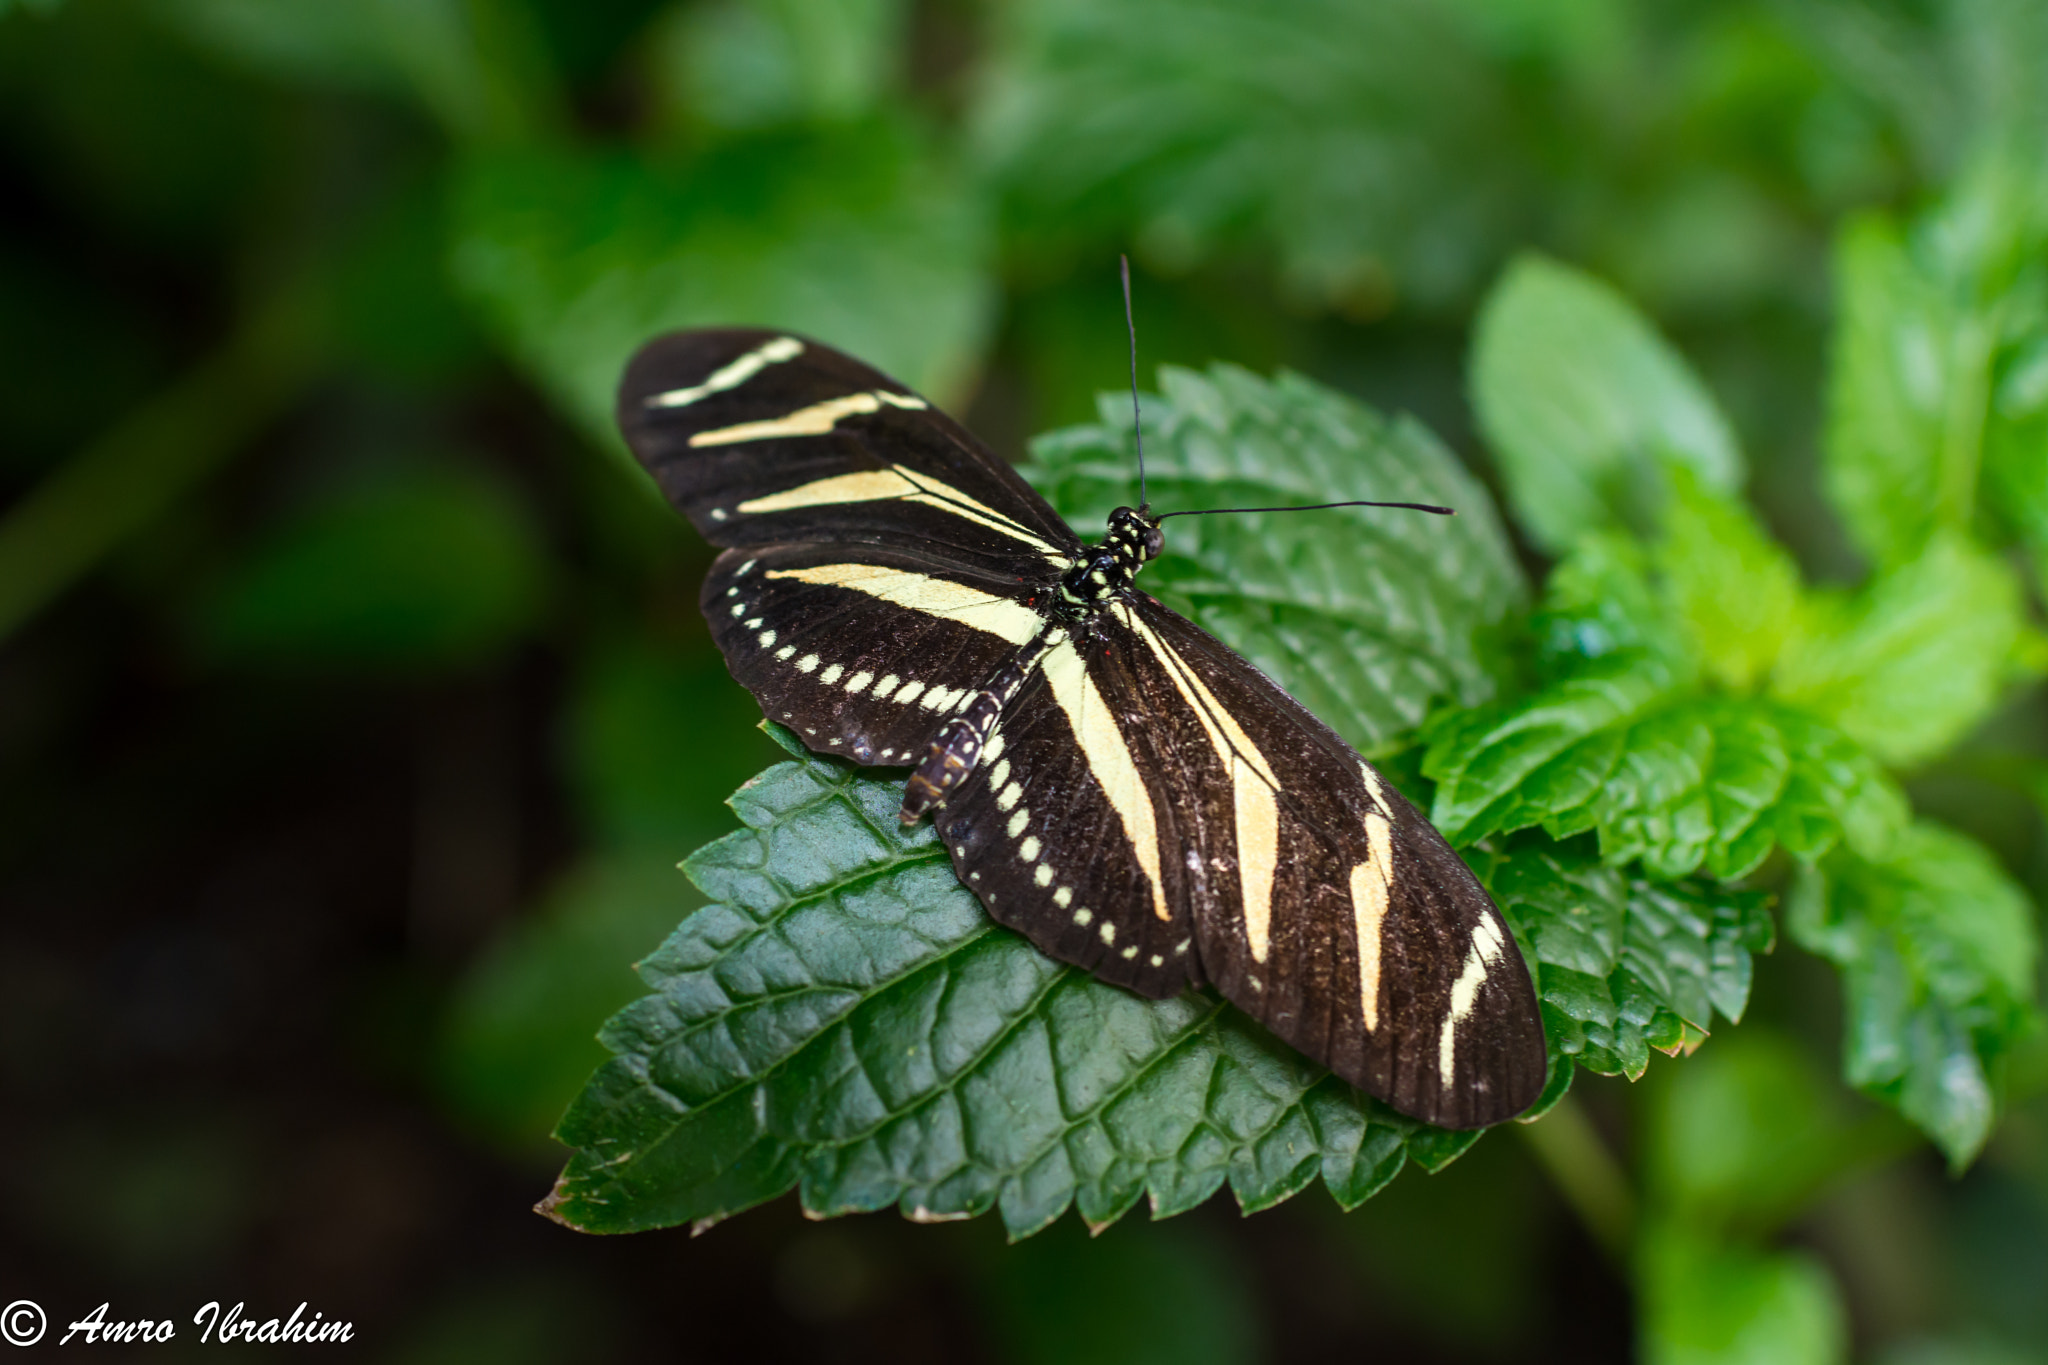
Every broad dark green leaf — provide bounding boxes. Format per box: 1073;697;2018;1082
1472;256;1745;555
194;462;547;670
543;733;1772;1237
972;0;1525;311
1787;820;2041;1167
448;120;993;452
1028;363;1526;755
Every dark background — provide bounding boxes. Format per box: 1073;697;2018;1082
2;1;2044;1360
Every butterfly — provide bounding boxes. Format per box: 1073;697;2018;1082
616;327;1547;1128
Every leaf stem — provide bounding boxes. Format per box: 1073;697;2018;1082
1517;1093;1637;1262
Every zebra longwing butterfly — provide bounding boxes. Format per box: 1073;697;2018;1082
617;329;1547;1128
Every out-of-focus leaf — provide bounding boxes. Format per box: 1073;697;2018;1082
1985;333;2048;598
1028;363;1526;753
1823;150;2048;568
1645;1029;1850;1232
439;853;698;1147
1639;1223;1848;1365
1824;216;1963;566
157;0;563;145
330;176;485;384
1788;819;2042;1167
1424;536;1907;879
448;120;993;454
1638;1032;1856;1365
1787;0;2048;179
1771;531;2030;768
1876;1337;2048;1365
646;0;904;133
972;0;1526;312
1472;255;1744;555
196;463;547;671
562;632;785;848
543;733;1768;1236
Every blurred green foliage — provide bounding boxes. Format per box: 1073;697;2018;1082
6;0;2048;1362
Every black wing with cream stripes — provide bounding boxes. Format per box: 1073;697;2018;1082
618;328;1548;1129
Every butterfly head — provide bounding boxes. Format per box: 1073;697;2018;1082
1058;506;1163;610
1111;505;1166;563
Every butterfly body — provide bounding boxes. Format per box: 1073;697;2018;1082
620;328;1547;1129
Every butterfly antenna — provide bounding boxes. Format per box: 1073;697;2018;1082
1121;254;1147;513
1158;500;1456;519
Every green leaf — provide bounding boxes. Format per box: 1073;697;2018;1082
1472;255;1744;555
1423;535;1906;877
1823;149;2048;568
1475;841;1774;1083
1824;216;1960;566
1028;363;1527;754
543;739;1772;1236
1639;1223;1848;1365
448;120;993;453
1771;531;2030;768
1788;819;2042;1167
1656;464;1801;693
194;462;547;671
972;0;1524;310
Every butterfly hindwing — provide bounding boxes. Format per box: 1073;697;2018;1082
707;542;1047;765
932;627;1207;1000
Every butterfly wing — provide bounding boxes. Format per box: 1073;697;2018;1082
933;598;1546;1129
619;329;1084;761
619;329;1082;582
704;541;1055;765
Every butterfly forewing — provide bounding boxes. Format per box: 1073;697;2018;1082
620;329;1082;581
618;327;1549;1130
